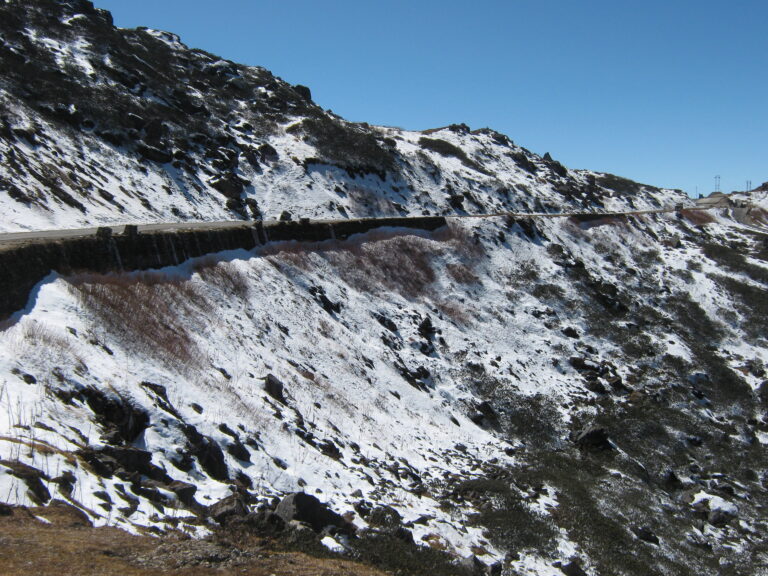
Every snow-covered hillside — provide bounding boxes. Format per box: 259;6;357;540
1;2;767;576
0;0;685;233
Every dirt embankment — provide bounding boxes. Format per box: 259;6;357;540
0;502;387;576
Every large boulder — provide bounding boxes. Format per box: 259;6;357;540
275;492;352;534
209;493;249;524
574;427;613;452
182;425;229;482
264;374;287;404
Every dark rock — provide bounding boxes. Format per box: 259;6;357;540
747;359;765;378
317;438;342;460
272;457;288;470
264;374;287;404
309;286;341;315
258;142;278;161
457;554;488;576
209;493;249;524
227;439;251;462
140;381;180;418
79;386;149;444
585;379;607;394
397;363;431;392
373;312;397;332
574;427;613;451
0;502;12;516
367;505;402;528
209;173;248;199
79;448;119;478
275;492;352;534
279;210;293;221
2;460;50;504
449;194;465;210
228;510;286;536
561;326;580;339
136;143;172;164
708;506;737;527
470;401;500;429
632;525;659;545
569;356;600;372
558;560;589;576
218;423;238;438
661;469;685;491
511;152;537;174
418;316;436;340
182;425;229;482
51;470;76;498
688;372;710;387
168;480;197;505
604;374;626;392
293;84;312;102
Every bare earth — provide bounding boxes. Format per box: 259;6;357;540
0;503;387;576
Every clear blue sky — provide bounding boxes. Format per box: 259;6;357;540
93;0;766;196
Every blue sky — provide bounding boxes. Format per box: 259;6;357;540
93;0;766;196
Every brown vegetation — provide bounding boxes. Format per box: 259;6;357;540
264;222;484;301
680;209;716;226
67;272;208;375
0;503;387;576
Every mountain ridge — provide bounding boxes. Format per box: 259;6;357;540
0;0;686;235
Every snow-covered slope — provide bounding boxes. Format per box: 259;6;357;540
1;2;767;576
0;0;685;233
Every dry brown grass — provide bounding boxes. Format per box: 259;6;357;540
263;221;484;302
434;299;474;327
680;209;716;226
192;260;250;300
446;262;480;285
0;504;388;576
0;436;77;463
10;320;84;370
67;272;209;375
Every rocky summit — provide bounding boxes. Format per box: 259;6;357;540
0;1;767;575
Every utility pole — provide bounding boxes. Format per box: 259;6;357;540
746;180;752;192
715;175;721;193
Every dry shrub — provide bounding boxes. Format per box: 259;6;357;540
19;321;73;354
346;185;401;217
325;235;438;299
13;320;81;368
433;220;485;259
446;262;480;285
434;299;473;327
680;209;716;226
261;241;316;271
193;260;250;300
261;223;484;302
266;249;314;271
68;272;208;374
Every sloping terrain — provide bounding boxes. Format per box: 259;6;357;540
0;0;681;233
1;2;767;576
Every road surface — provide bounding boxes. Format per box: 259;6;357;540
0;205;720;246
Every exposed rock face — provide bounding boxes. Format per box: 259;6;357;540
275;493;352;534
573;427;613;452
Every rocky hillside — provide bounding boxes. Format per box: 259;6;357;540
0;0;683;233
1;2;767;576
